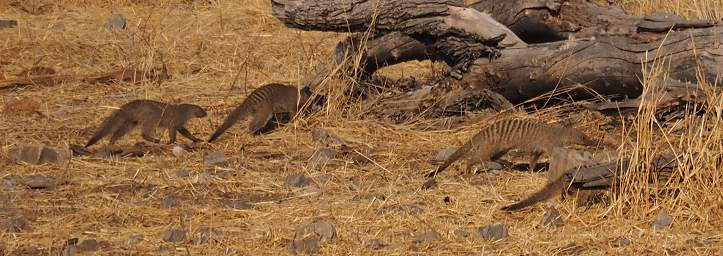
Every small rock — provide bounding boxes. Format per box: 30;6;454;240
50;23;64;30
22;174;55;189
198;172;214;183
367;239;387;250
412;230;441;245
482;161;504;170
9;144;71;165
180;210;194;220
0;194;15;204
288;236;320;255
540;204;564;228
161;195;179;209
2;216;30;232
76;239;100;252
432;148;456;163
477;223;508;241
0;20;18;29
203;150;229;167
351;194;385;201
294;186;322;197
104;14;127;30
222;199;252;210
295;219;337;241
652;211;672;230
378;203;425;216
163;229;186;243
307;148;336;170
453;228;470;238
175;169;190;178
172;146;187;157
311;128;348;146
193;226;223;245
421;178;437;190
126;234;144;246
158;245;173;254
284;173;310;188
614;237;632;247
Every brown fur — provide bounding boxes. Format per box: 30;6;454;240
426;119;595;178
207;83;312;142
85;100;207;147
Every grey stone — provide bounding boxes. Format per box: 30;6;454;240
0;20;18;29
453;228;470;238
126;234;144;246
412;230;441;244
158;245;172;254
432;148;456;162
222;200;252;210
284;173;310;188
104;14;126;30
193;226;223;245
76;239;99;252
311;128;348;146
163;229;186;243
288;236;320;255
199;172;214;183
540;204;564;228
203;150;229;167
9;144;70;165
614;237;632;247
367;239;386;250
22;174;55;189
2;216;30;232
307;148;336;169
288;219;336;254
652;212;673;230
175;169;190;178
477;223;508;241
482;161;504;170
421;178;437;190
160;195;179;209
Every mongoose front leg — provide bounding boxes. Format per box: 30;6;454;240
167;128;177;144
178;127;202;142
248;105;274;134
140;122;161;143
529;151;543;172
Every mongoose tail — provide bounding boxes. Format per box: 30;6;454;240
426;141;473;178
85;111;126;147
207;103;253;142
500;175;565;211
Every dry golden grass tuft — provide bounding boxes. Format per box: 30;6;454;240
1;0;722;255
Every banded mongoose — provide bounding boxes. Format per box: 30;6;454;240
85;100;207;147
207;83;312;142
500;159;629;211
425;119;596;178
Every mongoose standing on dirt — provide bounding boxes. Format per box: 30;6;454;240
207;83;312;142
425;119;596;178
85;100;207;147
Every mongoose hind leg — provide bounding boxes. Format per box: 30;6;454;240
109;122;137;146
140;122;161;144
178;127;202;142
528;151;543;173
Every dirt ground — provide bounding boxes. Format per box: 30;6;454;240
1;0;722;255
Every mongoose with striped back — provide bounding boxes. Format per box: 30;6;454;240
425;119;596;178
207;83;312;142
85;100;207;147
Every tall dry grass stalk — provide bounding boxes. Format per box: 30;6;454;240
612;33;723;224
619;0;723;20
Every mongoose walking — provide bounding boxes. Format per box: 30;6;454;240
425;119;596;178
207;83;312;142
85;100;207;147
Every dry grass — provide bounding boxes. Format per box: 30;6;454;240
1;0;722;255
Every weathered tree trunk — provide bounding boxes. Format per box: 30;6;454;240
272;0;721;116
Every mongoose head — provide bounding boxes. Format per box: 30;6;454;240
179;104;208;118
